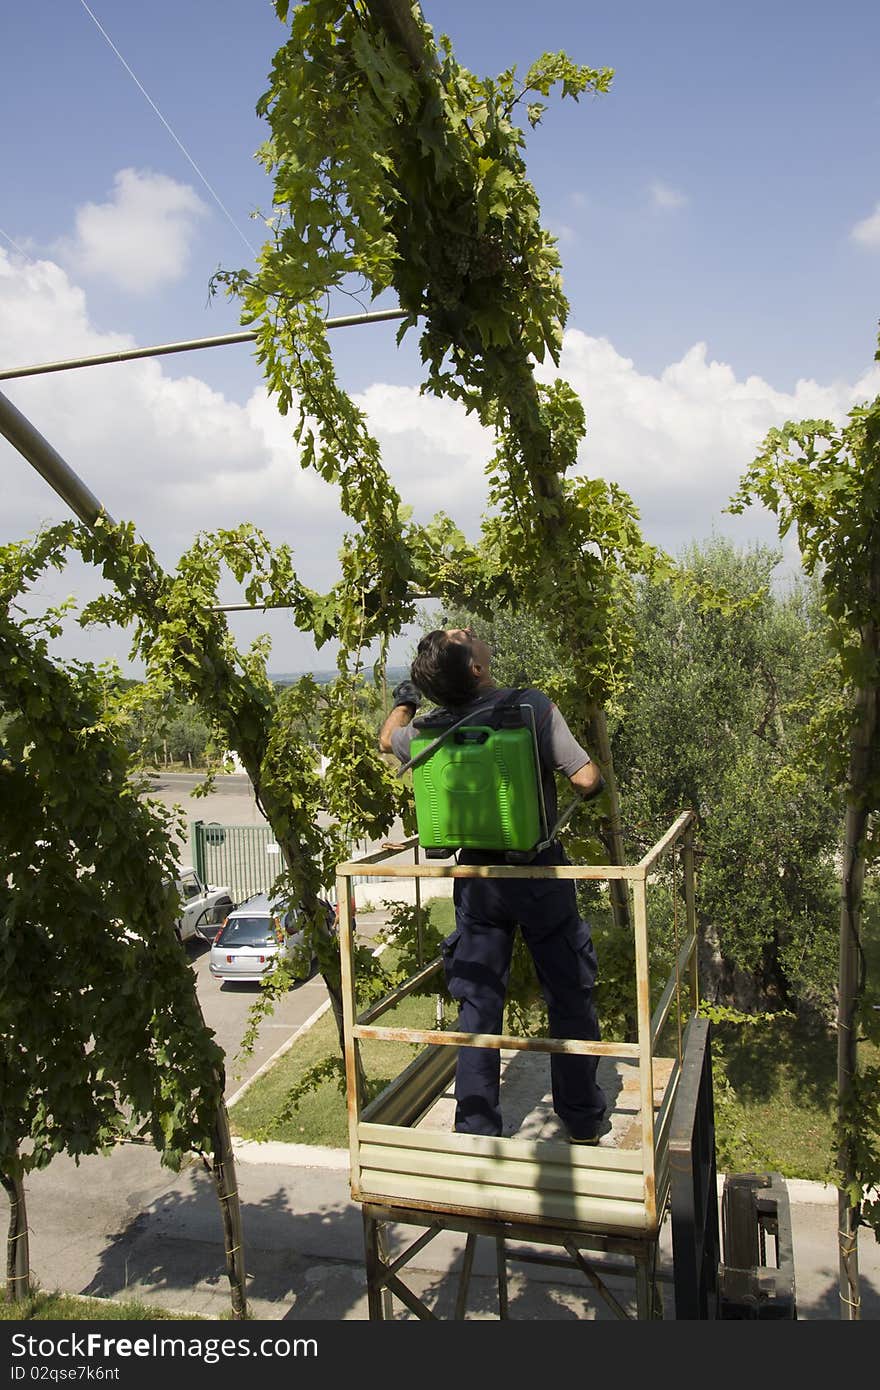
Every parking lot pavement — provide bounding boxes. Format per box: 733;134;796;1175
187;935;328;1098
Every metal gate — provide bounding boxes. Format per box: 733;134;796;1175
192;819;396;909
191;820;282;906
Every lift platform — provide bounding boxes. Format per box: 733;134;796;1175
334;810;732;1318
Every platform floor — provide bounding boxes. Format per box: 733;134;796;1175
414;1050;676;1150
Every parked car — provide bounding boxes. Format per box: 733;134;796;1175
169;867;234;944
208;893;332;984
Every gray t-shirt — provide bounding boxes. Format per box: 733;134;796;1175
389;685;591;831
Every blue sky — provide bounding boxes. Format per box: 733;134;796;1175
2;0;879;673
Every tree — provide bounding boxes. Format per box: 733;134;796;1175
0;543;246;1315
730;345;880;1318
213;0;680;935
1;0;712;1144
119;689;213;769
612;539;843;1013
424;544;845;1021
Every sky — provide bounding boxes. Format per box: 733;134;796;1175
1;0;879;677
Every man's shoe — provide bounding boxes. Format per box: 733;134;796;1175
568;1127;601;1146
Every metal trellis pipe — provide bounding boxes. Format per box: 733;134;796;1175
0;307;409;381
0;387;112;526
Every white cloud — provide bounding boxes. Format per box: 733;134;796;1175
55;168;208;293
539;331;880;557
851;202;880;249
0;250;335;650
649;180;688;210
2;246;879;671
353;383;493;522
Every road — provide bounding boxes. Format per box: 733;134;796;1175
144;770;270;866
184;933;331;1101
141;772;326;1097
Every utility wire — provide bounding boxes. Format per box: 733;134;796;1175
77;0;260;259
0;228;32;260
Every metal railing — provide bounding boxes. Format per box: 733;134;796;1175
336;809;699;1233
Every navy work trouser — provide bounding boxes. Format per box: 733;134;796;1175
443;841;606;1139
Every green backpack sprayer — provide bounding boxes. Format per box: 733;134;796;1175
399;690;581;863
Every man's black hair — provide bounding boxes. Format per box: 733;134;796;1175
411;629;479;708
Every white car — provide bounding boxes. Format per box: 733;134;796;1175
170;867;234;944
209;893;330;984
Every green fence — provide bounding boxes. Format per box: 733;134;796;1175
191;820;282;906
191;818;394;909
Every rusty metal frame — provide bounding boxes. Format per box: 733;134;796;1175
361;1202;671;1321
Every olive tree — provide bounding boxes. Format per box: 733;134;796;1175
612;539;843;1013
731;350;880;1317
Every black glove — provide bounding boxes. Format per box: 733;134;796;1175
391;679;423;710
582;774;606;802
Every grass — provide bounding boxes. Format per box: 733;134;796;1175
710;1017;839;1181
229;907;456;1147
0;1289;201;1320
229;895;880;1183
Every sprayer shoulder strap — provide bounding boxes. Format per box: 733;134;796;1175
397;687;526;776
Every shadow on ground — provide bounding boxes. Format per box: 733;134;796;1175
75;1152;649;1321
79;1164;369;1320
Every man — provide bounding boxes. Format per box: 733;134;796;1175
379;627;607;1144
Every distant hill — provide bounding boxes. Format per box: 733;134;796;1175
269;666;409;687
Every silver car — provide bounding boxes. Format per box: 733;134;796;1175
209;893;318;985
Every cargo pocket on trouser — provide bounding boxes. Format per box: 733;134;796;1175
564;918;598;991
441;928;464;1001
